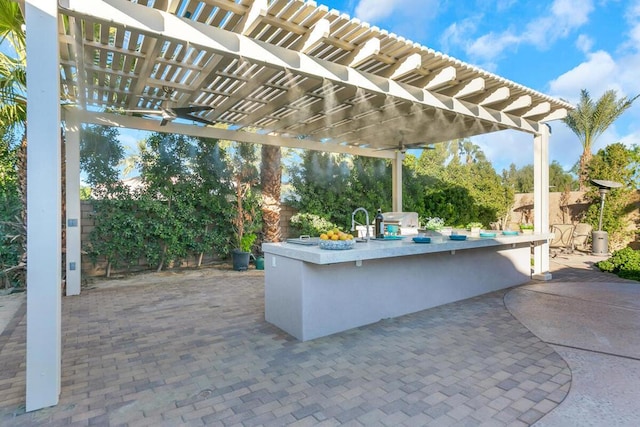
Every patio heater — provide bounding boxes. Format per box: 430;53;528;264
590;179;623;255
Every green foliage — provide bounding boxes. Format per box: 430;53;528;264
87;194;146;273
563;89;639;188
504;161;577;193
596;247;640;281
240;233;257;253
85;135;237;275
228;141;262;251
0;1;26;132
287;150;368;227
583;143;636;249
0;128;21;287
423;217;445;230
80;125;124;189
290;213;338;236
286;139;513;230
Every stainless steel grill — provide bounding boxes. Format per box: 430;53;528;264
382;212;420;235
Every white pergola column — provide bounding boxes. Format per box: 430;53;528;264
532;125;552;280
25;0;62;411
391;152;404;212
65;112;81;296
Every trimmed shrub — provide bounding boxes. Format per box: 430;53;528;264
596;247;640;281
290;213;338;237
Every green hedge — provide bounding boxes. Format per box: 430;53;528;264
595;247;640;281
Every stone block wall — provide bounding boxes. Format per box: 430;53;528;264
279;204;298;239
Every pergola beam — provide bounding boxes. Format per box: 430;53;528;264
240;0;268;36
447;77;485;99
387;52;422;80
59;0;541;137
424;66;456;91
73;109;397;159
346;37;381;68
299;18;331;54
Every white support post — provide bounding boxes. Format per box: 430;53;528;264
25;0;62;411
391;152;404;212
532;125;552;280
65;112;81;296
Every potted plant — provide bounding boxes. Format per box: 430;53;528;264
520;223;534;234
422;217;445;236
466;222;483;236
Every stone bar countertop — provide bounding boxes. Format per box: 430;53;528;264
263;233;552;265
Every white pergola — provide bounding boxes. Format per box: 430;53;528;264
24;0;571;411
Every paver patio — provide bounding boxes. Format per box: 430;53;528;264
0;253;633;426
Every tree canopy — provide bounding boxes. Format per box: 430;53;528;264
563;89;639;190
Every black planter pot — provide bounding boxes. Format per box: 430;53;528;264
232;249;251;271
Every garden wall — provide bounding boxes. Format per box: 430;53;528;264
510;191;591;229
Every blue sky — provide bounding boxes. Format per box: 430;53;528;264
319;0;640;172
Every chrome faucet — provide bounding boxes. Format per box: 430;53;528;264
351;207;370;241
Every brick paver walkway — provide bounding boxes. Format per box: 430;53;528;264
0;253;622;426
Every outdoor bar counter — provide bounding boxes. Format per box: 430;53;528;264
263;233;551;341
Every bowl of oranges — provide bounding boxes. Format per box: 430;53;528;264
319;228;356;250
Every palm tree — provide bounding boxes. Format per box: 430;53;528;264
0;0;26;210
457;138;486;165
563;89;639;190
0;1;27;279
260;144;282;243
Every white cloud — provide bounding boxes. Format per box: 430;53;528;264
440;18;479;53
461;0;593;63
548;50;621;102
472;130;533;171
353;0;395;22
495;0;517;12
624;0;640;48
575;34;593;53
617;54;640;99
547;1;640;131
353;0;439;25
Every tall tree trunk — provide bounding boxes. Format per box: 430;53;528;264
578;150;592;191
260;145;282;243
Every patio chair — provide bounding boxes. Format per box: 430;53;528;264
572;223;593;252
549;224;576;255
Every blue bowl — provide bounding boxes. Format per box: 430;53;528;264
479;232;497;238
412;236;431;243
449;235;467;241
502;230;519;236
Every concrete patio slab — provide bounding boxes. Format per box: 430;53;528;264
535;346;640;427
505;283;640;358
505;262;640;427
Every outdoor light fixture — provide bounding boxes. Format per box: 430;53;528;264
590;179;623;255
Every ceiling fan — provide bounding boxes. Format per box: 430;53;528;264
120;87;214;126
375;130;436;153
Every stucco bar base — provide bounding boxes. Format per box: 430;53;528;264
264;243;531;341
